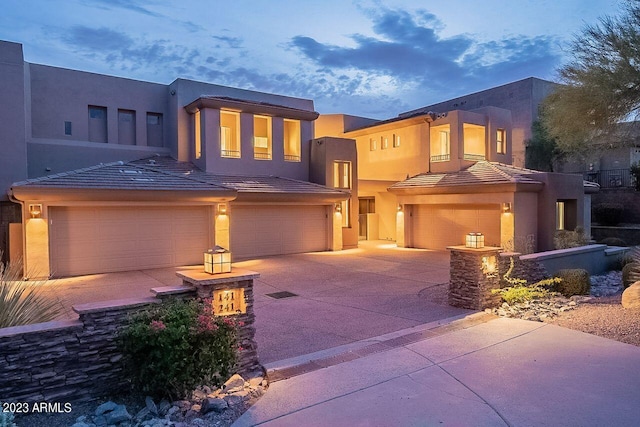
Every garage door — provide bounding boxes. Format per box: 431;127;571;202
231;205;328;259
50;206;211;277
413;205;500;250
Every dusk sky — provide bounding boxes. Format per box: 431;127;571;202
0;0;623;119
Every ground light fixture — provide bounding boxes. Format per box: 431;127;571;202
204;246;232;274
465;232;485;248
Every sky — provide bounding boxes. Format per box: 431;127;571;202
0;0;624;119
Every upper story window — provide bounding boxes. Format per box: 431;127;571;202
393;134;400;148
253;115;272;160
284;119;301;162
430;124;450;162
88;105;107;143
463;123;486;161
147;113;163;147
118;109;136;145
381;136;389;149
333;160;352;227
369;137;377;151
496;128;506;154
220;111;240;158
194;110;202;159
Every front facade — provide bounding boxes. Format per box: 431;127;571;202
1;40;350;278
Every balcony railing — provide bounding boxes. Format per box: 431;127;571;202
221;149;240;158
430;154;450;162
582;168;636;188
463;153;486;161
284;154;301;162
254;152;272;160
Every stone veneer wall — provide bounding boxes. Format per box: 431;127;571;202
0;284;259;403
498;252;549;285
448;248;502;310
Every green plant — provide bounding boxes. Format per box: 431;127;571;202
0;256;65;328
622;262;640;288
554;226;590;249
593;203;624;226
118;298;239;399
554;269;591;297
492;258;561;304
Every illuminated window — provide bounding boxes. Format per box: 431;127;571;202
430;124;450;162
463;123;485;161
253;115;272;160
381;136;389;149
393;134;400;148
284;119;301;162
370;138;377;151
333;161;351;227
194;110;202;159
220;111;240;158
556;201;565;230
497;128;506;154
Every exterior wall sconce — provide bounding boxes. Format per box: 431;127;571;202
397;204;403;212
204;246;232;274
335;203;342;213
502;202;512;214
29;204;42;218
465;232;485;248
217;203;227;215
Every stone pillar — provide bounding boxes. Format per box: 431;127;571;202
448;246;502;310
177;268;261;374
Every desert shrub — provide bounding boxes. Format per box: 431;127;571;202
554;269;591;297
0;256;65;328
598;237;628;247
593;203;624;226
554;226;590;249
118;298;239;399
492;257;561;304
622;262;640;288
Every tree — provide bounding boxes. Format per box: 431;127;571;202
541;0;640;157
525;120;561;171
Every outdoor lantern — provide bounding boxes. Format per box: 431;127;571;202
502;202;512;214
465;232;485;248
29;204;42;218
204;246;232;274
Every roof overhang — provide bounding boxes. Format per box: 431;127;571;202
388;182;544;195
184;97;319;121
10;186;237;203
233;191;349;204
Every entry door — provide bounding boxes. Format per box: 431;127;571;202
358;198;375;240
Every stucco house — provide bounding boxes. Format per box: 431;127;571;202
316;95;595;254
0;40;355;278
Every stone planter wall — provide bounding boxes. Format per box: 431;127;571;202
0;272;259;404
448;246;502;310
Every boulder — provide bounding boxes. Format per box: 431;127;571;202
622;282;640;309
94;401;117;416
201;397;228;414
223;374;246;391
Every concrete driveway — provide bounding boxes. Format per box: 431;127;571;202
47;241;469;364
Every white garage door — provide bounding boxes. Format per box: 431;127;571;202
50;206;211;277
413;205;500;250
231;205;328;259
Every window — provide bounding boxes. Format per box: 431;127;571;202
369;138;377;151
88;106;107;143
118;109;136;145
64;121;72;136
430;124;450;162
333;161;352;228
463;123;485;161
381;136;389;149
497;128;506;154
220;111;240;158
556;201;565;230
393;134;400;148
146;113;163;147
194;110;202;159
284;119;301;161
253;115;272;160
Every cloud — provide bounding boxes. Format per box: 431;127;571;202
83;0;162;17
62;26;134;52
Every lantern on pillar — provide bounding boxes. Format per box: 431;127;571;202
204;246;232;274
465;232;485;249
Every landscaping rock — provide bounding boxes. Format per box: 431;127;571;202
202;397;228;414
145;396;158;415
223;374;246;391
622;282;640;308
104;404;131;424
94;400;117;416
157;399;171;416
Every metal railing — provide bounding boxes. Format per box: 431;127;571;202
254;152;272;160
221;149;240;158
430;154;450;162
284;154;301;162
583;168;636;188
463;153;486;161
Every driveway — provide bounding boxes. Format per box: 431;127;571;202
47;241;469;364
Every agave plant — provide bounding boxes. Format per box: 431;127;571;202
0;256;65;328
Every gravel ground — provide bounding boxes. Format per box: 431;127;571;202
546;295;640;347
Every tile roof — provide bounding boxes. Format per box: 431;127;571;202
130;156;347;195
389;161;544;190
